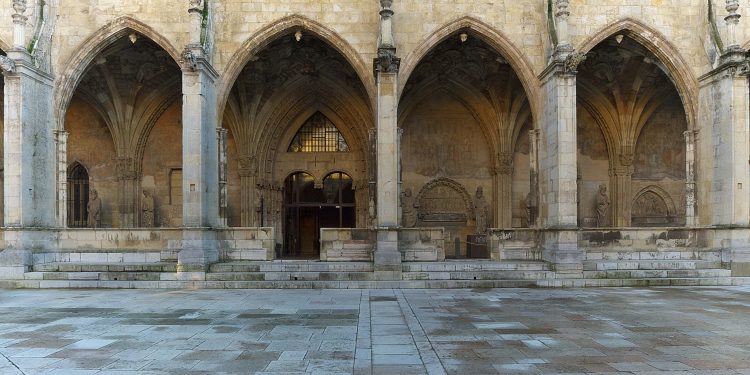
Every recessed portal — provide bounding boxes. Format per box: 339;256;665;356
283;172;355;258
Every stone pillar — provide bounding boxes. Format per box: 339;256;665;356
372;0;402;274
55;130;68;227
725;0;741;50
238;155;258;227
684;130;698;227
116;156;139;228
538;49;584;276
1;48;56;278
701;50;750;227
610;148;633;227
188;0;203;45
175;44;219;275
554;0;571;49
217;128;228;227
493;152;513;228
11;0;27;49
528;129;540;227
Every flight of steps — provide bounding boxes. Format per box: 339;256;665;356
8;250;179;288
566;248;748;287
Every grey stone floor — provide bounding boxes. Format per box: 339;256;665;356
0;288;749;374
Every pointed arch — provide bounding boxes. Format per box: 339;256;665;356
53;16;182;131
398;16;541;125
217;14;376;119
631;185;678;221
577;18;698;132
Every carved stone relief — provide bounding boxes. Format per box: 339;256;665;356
415;178;472;223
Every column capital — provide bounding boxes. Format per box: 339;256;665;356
238;155;258;178
494;152;514;175
0;55;16;74
374;47;400;76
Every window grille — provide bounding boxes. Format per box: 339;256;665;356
67;163;89;228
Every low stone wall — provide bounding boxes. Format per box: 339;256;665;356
0;227;276;266
488;229;541;261
579;227;719;262
398;228;445;261
320;228;376;262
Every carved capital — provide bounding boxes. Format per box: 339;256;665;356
12;0;27;21
619;152;634;167
238;156;258;177
373;47;400;76
116;157;138;180
555;0;570;19
188;0;202;13
563;51;586;73
181;48;199;70
0;55;16;74
725;0;740;24
494;153;514;175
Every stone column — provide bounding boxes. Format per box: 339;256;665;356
538;49;584;276
217;128;228;227
684;130;698;227
55;130;68;227
372;0;402;274
175;44;219;275
555;0;571;49
528;129;540;227
610;148;633;227
493;152;513;228
725;0;741;50
238;155;258;227
1;48;56;278
116;156;139;228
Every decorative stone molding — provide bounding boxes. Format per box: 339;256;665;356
415;178;474;223
116;157;138;180
373;0;400;77
0;55;16;73
181;47;199;71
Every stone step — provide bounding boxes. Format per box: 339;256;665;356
208;261;374;273
32;262;177;273
33;251;168;264
206;272;376;282
7;276;750;289
402;261;550;272
587;250;722;262
24;271;168;282
583;260;724;271
401;270;555;281
583;268;732;279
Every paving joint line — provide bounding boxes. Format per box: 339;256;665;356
396;289;447;375
0;349;25;375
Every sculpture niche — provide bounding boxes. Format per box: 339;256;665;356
595;184;610;227
473;186;489;234
142;189;155;227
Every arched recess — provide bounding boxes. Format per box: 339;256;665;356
399;24;533;231
223;28;374;233
631;185;678;227
61;20;183;228
398;16;541;121
217;14;377;118
576;22;689;228
53;16;183;130
67;162;90;228
577;18;698;132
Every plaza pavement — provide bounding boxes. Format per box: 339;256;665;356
0;287;749;374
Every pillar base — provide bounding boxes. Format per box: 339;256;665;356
174;228;219;278
541;229;583;277
374;229;401;274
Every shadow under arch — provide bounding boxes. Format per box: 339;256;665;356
53;16;183;131
217;14;377;120
398;16;541;124
577;18;699;132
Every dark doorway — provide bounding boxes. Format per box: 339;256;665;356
67;163;90;228
283;172;355;258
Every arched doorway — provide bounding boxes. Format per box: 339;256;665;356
283;171;355;258
67;163;90;227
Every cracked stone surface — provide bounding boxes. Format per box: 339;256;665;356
0;287;749;374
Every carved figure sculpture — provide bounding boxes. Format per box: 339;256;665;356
525;191;537;227
595;184;610;227
254;189;263;226
401;188;417;228
87;189;101;228
474;186;489;234
142;189;155;227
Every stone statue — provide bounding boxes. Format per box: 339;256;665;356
368;196;376;227
524;191;537;228
595;184;610;227
401;188;417;228
474;186;489;234
254;189;263;226
87;189;101;228
142;189;155;227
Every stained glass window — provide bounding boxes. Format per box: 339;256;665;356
288;112;350;152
